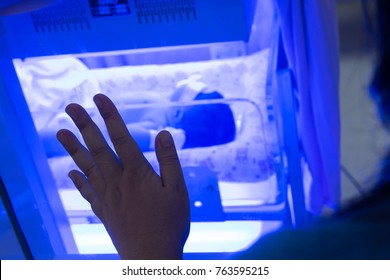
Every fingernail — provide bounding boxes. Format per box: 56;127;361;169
94;95;104;110
65;106;78;121
68;171;76;181
160;131;174;148
56;131;69;146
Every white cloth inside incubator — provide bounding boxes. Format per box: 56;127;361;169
14;49;276;189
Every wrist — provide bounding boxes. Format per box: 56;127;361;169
118;241;184;260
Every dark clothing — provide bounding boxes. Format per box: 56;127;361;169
236;186;390;259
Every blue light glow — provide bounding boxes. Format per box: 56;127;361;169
71;221;265;254
0;0;285;258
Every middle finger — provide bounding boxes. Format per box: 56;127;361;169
65;103;122;179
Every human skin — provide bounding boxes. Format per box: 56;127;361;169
56;94;190;259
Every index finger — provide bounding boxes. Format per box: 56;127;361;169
93;94;149;171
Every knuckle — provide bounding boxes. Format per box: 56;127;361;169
159;153;180;166
73;113;90;131
67;143;84;158
84;163;98;179
89;145;109;158
111;134;128;147
100;107;117;120
158;148;179;164
66;144;79;157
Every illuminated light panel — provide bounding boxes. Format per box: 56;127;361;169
184;221;263;253
71;221;263;254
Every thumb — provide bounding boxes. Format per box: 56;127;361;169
155;130;186;193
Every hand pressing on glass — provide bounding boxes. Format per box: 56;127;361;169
56;94;190;259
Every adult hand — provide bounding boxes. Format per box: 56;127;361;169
56;94;190;259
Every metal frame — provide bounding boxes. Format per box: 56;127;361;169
0;0;309;259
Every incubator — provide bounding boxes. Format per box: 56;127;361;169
0;0;311;259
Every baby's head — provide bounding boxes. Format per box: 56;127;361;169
177;91;236;148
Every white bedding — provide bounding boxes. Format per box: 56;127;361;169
90;48;275;182
91;49;271;123
36;48;280;218
16;48;277;193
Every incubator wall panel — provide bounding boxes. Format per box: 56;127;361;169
1;0;256;58
0;0;291;259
